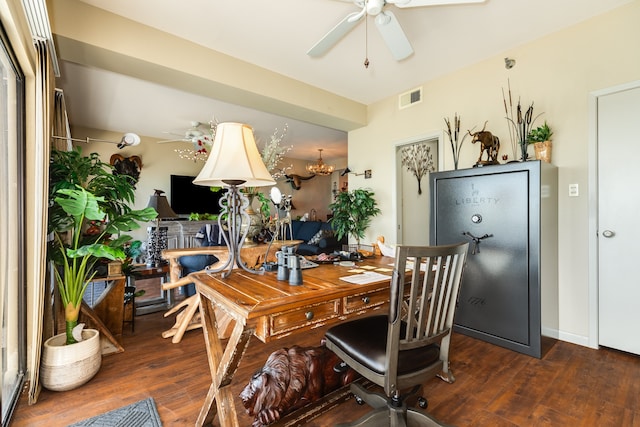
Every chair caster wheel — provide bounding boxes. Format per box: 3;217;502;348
417;397;428;409
354;395;365;405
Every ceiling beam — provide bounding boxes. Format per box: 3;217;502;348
47;0;367;132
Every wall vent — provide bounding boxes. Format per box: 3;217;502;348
399;87;422;109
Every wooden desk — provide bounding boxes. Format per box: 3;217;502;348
159;240;303;343
192;256;395;426
162;239;303;283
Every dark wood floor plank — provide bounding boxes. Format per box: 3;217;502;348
11;309;640;427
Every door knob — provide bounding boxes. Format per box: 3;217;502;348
602;230;615;238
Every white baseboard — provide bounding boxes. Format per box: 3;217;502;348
543;326;596;349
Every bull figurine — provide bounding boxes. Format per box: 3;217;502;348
468;121;500;166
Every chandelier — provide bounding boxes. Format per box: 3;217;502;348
306;149;334;176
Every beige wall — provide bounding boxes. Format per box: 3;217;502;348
347;2;640;347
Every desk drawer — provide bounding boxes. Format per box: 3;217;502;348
270;300;340;335
343;288;388;314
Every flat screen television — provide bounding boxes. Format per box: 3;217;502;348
170;174;223;215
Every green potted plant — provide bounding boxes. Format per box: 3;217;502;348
51;186;156;344
527;121;553;143
42;148;156;391
121;239;143;276
527;121;553;163
329;189;381;246
48;147;157;343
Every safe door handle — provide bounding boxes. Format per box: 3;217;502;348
602;230;615;238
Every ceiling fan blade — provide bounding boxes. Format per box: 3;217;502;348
307;11;363;57
374;11;413;61
389;0;486;8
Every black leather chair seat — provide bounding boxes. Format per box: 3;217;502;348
325;315;440;376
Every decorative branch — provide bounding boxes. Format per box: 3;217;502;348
502;80;518;160
245;124;293;197
400;142;435;195
502;80;543;161
444;113;471;170
259;124;292;180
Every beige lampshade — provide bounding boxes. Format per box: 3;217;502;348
193;122;275;188
146;189;178;219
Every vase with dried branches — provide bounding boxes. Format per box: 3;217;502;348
444;114;470;170
243;125;293;237
502;80;543;162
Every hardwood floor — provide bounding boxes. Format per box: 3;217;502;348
12;308;640;426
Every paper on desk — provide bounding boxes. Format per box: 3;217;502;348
405;260;428;272
340;271;391;285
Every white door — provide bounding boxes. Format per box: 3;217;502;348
598;85;640;355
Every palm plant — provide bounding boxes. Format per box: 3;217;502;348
49;148;136;228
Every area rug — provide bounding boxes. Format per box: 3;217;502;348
68;397;162;427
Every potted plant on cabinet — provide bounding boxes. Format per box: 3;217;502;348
527;121;553;163
42;148;157;391
329;188;381;249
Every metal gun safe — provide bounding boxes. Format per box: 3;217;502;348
429;161;557;358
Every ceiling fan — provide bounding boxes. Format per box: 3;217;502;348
307;0;486;61
157;120;216;148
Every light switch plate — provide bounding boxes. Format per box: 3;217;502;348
569;184;579;197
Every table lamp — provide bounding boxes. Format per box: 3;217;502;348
145;189;178;267
193;122;275;277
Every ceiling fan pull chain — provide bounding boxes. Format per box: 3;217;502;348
364;1;370;69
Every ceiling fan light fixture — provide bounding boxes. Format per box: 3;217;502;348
306;149;335;176
118;132;141;149
367;0;384;15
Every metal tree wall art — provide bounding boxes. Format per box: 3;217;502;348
401;142;435;195
444;114;471;170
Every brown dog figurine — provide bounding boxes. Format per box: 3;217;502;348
240;345;358;427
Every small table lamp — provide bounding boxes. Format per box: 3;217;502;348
146;189;178;267
193;122;275;277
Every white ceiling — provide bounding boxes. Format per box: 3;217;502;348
57;0;631;161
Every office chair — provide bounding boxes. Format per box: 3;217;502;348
325;242;469;427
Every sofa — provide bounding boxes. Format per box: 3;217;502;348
286;220;345;256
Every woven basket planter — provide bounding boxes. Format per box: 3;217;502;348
533;141;552;163
41;329;102;391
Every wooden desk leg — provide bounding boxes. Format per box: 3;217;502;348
196;291;254;427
